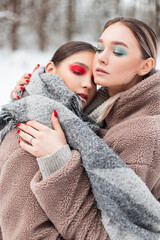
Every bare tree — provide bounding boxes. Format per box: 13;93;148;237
0;0;158;51
65;0;76;41
27;0;60;50
10;0;20;50
37;1;49;51
156;0;160;36
0;0;21;50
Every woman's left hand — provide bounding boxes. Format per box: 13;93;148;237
17;110;67;158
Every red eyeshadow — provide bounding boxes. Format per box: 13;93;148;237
69;64;87;75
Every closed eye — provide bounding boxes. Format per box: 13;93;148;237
69;64;87;75
73;70;83;75
113;51;125;56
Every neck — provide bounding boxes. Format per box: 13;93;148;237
108;75;142;97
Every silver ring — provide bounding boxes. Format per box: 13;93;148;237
30;136;34;145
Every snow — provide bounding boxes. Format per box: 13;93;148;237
0;47;160;109
0;48;52;109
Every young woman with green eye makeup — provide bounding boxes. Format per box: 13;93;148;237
2;18;160;240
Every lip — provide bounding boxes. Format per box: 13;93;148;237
95;68;109;75
77;93;88;103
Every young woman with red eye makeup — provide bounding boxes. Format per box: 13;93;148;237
46;51;96;109
3;18;160;240
12;42;96;110
2;41;109;240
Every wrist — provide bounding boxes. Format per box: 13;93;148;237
37;144;72;179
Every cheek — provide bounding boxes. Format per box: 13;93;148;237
111;57;139;75
93;55;98;70
67;81;76;92
62;75;77;92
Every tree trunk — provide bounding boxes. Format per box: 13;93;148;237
65;0;76;41
36;1;49;51
11;0;20;50
156;0;160;36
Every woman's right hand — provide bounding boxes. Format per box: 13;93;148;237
12;64;40;100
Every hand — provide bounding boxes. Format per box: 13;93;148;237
12;64;40;100
17;110;67;158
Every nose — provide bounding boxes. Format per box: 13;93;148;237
81;75;93;89
98;51;108;65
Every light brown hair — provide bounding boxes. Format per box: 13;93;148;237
97;17;158;123
103;17;158;68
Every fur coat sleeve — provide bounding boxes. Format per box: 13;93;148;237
31;150;109;240
0;129;61;240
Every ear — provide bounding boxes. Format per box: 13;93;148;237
138;58;155;76
45;62;56;74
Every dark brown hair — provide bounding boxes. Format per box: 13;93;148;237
51;41;96;66
103;17;158;64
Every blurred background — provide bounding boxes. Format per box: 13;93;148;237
0;0;160;107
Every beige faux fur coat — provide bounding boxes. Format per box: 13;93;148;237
0;129;108;239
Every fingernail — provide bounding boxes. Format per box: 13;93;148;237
28;73;32;77
18;140;20;144
16;95;20;99
53;110;57;117
37;64;40;67
17;123;21;127
20;86;24;90
17;130;20;134
26;79;30;83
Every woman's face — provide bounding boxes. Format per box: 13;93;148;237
51;51;96;109
93;22;144;96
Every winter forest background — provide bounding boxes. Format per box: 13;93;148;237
0;0;160;107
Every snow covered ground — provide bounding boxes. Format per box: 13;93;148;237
0;47;160;109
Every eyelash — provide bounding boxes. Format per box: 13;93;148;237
73;70;83;75
113;51;124;56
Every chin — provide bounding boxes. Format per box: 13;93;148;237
94;79;105;87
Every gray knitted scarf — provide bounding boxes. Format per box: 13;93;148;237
0;67;160;240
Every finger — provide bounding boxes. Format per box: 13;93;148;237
17;78;30;86
17;129;35;144
17;123;39;138
16;73;31;85
51;110;64;134
12;89;19;100
32;64;40;73
25;120;48;131
14;85;25;93
19;139;35;155
12;85;25;99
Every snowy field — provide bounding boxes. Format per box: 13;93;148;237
0;48;160;109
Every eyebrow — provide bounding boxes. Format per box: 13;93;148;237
98;39;128;48
73;62;89;70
